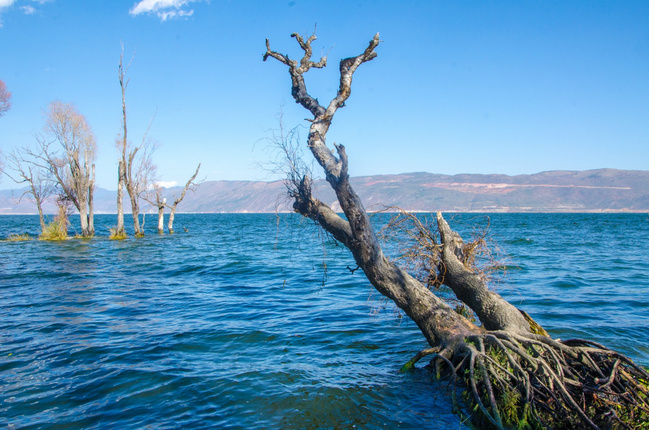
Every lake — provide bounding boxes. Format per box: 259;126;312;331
1;213;648;429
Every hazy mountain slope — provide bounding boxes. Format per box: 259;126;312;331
2;169;648;214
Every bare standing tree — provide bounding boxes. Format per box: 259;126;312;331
264;32;648;429
166;163;201;234
116;46;157;237
2;146;56;234
143;183;166;234
35;101;96;237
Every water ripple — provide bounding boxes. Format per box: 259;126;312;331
2;213;648;428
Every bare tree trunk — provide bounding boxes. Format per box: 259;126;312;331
264;31;649;429
157;203;164;234
118;47;156;238
129;193;142;236
436;213;536;333
28;176;47;235
166;163;200;234
87;164;95;236
116;160;125;235
36;201;46;234
78;203;89;237
116;46;129;238
265;33;481;348
3;148;54;235
167;209;176;234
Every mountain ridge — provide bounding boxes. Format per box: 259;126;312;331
2;168;648;214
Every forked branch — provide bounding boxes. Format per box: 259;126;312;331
264;31;379;185
265;30;649;430
264;32;327;118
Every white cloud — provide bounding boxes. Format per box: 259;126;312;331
0;0;16;28
0;0;17;8
156;181;178;188
1;0;50;27
129;0;200;21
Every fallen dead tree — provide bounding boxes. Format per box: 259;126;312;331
263;31;649;429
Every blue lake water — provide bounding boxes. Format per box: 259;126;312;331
1;213;648;429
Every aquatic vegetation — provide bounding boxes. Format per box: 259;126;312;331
39;205;68;241
108;227;127;240
6;233;31;241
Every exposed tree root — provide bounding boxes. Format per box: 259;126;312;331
405;333;649;429
264;30;649;430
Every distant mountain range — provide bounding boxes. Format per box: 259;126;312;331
2;168;648;214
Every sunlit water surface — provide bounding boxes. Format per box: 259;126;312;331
1;213;648;429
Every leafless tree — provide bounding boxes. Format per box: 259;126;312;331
116;46;158;237
0;80;11;117
34;101;97;237
264;32;648;429
143;183;166;234
165;163;201;233
2;146;56;233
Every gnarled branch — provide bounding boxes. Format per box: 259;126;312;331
437;212;541;334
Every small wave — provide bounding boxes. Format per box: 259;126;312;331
505;238;534;245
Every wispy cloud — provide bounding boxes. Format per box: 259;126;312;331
1;0;50;27
129;0;201;22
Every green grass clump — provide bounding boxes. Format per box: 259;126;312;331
7;233;31;241
40;207;68;241
109;227;127;240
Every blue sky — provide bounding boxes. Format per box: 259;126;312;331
1;0;648;191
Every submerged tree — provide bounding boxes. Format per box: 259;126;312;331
165;163;201;234
116;46;157;238
264;32;649;429
143;164;201;234
146;184;166;235
2;146;56;234
36;101;97;237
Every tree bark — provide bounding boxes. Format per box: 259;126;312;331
166;163;200;234
436;213;534;333
27;168;47;235
264;31;649;430
87;164;95;236
157;203;165;234
36;197;46;234
116;160;125;235
129;191;142;236
118;47;156;238
167;210;176;234
265;33;481;348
